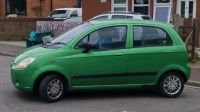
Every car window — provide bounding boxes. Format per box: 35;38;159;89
51;23;94;45
76;26;127;51
70;10;78;17
50;10;70;18
112;15;133;19
92;16;109;21
133;26;173;47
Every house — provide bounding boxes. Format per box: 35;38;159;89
82;0;199;23
0;0;81;18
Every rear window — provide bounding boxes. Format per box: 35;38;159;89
133;26;173;47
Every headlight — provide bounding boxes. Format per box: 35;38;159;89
15;57;36;69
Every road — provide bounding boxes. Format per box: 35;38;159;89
0;55;200;112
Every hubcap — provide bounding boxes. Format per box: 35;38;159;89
47;79;63;99
163;75;182;95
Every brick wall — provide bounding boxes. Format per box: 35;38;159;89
82;0;155;21
0;0;76;18
53;0;76;9
196;0;200;20
149;0;154;17
82;0;111;21
1;0;6;17
0;18;53;40
0;21;35;40
82;0;185;21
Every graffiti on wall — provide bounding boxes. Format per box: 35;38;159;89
36;21;82;36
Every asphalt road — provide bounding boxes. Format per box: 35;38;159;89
0;55;200;112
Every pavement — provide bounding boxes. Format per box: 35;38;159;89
0;41;200;87
0;41;25;57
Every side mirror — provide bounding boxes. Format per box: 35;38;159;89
79;43;98;53
42;36;52;45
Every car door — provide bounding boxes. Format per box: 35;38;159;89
70;25;129;87
128;25;176;85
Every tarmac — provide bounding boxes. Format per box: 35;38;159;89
0;41;200;87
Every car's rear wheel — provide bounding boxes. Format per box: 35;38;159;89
39;74;65;102
158;72;184;98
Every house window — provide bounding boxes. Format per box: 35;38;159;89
112;0;128;12
133;0;149;15
6;0;27;16
154;6;171;23
156;0;171;4
154;0;172;23
177;0;196;18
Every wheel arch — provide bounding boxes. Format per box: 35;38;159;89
157;69;188;85
33;71;70;94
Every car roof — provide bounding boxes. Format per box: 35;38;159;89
101;11;146;16
54;8;82;11
89;20;171;27
102;11;139;14
99;13;145;17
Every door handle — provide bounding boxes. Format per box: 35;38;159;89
164;51;172;54
115;53;124;56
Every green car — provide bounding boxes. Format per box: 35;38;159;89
11;20;191;102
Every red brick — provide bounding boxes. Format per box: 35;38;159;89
82;0;111;21
0;0;76;18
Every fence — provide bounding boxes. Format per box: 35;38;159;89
173;14;200;60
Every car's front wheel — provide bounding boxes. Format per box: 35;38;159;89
39;74;65;102
158;72;184;98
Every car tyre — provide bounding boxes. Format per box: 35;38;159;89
39;74;65;102
158;72;184;98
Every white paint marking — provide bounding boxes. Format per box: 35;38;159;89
185;85;200;89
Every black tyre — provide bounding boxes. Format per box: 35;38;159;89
158;72;184;98
39;74;65;102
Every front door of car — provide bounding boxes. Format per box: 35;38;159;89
128;25;176;85
70;25;129;87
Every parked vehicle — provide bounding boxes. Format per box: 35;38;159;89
26;31;52;48
64;16;82;23
89;12;152;21
11;20;191;102
48;8;82;21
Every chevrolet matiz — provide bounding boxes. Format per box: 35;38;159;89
11;20;191;102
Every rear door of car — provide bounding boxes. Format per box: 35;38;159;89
127;25;177;85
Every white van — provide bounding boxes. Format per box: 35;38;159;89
48;8;82;21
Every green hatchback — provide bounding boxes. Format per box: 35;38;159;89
11;20;191;102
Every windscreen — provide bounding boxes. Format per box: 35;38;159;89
50;10;70;18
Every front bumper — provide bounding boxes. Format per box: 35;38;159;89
11;66;35;92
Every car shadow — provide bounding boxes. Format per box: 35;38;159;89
63;88;160;101
14;88;162;103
